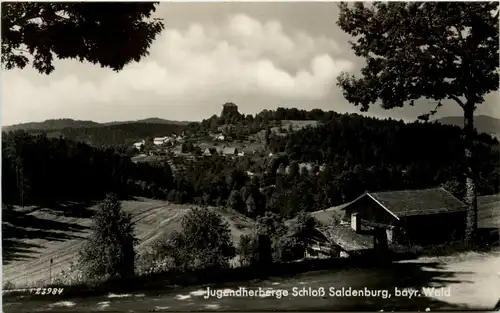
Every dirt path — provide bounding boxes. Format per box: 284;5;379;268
4;250;499;312
405;250;500;310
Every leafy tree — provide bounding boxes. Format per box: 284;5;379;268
293;211;318;256
238;233;258;267
164;207;235;271
272;234;299;262
245;194;258;217
294;211;318;236
227;189;243;212
2;2;164;74
287;161;300;180
79;194;137;281
336;2;499;242
254;212;294;263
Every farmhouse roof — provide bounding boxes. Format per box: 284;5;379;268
204;147;216;154
318;225;373;252
343;187;466;218
222;147;237;155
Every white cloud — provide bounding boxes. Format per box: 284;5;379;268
2;14;353;124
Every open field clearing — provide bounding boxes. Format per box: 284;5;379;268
3;198;255;287
250;120;320;141
4;249;499;312
281;120;320;128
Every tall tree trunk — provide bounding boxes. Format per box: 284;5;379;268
463;104;478;244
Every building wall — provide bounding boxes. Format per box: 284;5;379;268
343;196;397;227
394;211;467;245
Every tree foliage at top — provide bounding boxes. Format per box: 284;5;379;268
79;194;137;281
336;1;499;242
336;2;499;116
1;2;164;74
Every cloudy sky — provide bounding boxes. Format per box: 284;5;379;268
2;2;499;126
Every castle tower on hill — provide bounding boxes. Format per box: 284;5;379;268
221;102;239;118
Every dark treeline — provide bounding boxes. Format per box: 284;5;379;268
2;108;499;220
1;131;174;206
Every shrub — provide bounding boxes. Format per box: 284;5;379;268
135;248;176;276
272;235;299;262
78;194;137;281
293;211;319;252
238;233;258;267
241;212;299;265
157;207;236;272
52;261;85;286
3;280;15;290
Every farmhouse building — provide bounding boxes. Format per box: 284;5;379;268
340;187;467;246
294;187;468;258
214;134;225;141
153;137;168;145
133;140;145;150
222;147;238;156
203;147;217;157
291;226;351;259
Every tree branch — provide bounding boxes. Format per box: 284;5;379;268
449;95;465;108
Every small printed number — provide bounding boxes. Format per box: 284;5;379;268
30;287;64;295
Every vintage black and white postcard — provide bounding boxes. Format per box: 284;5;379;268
2;1;499;312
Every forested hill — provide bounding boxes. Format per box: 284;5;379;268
436;115;500;135
3;122;188;147
3;118;191;132
2;118;101;131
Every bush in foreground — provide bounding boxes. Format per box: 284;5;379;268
152;207;236;272
78;194;137;282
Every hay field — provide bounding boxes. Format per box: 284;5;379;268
2;198;255;287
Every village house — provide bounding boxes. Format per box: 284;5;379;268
203;147;217;157
222;147;238;157
290;226;350;259
153;137;168;145
133;140;145;150
214;134;225;141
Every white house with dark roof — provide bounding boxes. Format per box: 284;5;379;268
133;140;145;150
153;137;168;145
222;147;238;156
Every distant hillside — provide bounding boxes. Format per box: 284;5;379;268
435;115;500;135
3;118;192;132
104;118;192;126
3;119;101;132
